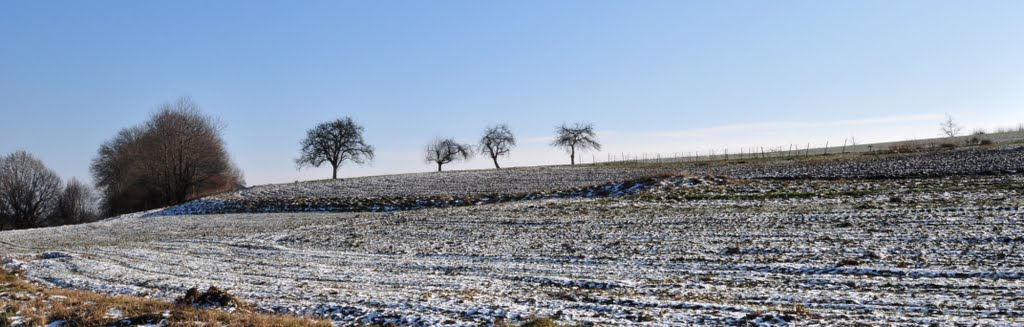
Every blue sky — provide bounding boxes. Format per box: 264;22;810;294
2;1;1023;185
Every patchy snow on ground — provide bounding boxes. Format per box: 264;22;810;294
4;146;1024;326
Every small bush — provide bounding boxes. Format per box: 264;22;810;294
836;258;862;267
724;246;742;255
177;286;243;308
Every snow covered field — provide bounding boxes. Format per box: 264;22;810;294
152;145;1024;216
3;146;1024;326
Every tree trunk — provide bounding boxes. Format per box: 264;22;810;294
438;162;443;172
332;165;338;179
492;156;500;169
570;147;576;165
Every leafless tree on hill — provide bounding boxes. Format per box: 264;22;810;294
425;138;473;172
0;151;62;229
296;117;375;179
91;126;150;216
53;178;99;225
552;122;601;165
91;97;242;216
145;99;236;204
941;113;962;137
479;124;516;169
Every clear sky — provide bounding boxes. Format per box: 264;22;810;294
2;1;1023;185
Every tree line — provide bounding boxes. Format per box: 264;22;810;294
2;97;602;230
1;97;242;230
1;103;982;231
0;151;97;230
297;120;601;176
91;98;243;217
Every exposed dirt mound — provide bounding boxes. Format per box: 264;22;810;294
176;286;244;309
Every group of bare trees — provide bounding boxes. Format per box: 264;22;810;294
422;122;601;172
4;100;606;229
0;151;98;230
0;98;989;231
90;97;243;217
5;103;604;227
7;97;606;229
423;124;517;172
2;97;243;230
296;118;604;177
7;97;604;230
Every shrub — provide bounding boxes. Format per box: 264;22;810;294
836;258;862;266
724;246;743;255
176;286;243;309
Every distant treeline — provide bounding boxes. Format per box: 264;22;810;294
3;99;1018;231
1;96;605;231
1;98;242;231
90;98;243;217
0;151;97;230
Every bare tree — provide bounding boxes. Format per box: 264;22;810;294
425;138;473;172
296;117;375;179
0;151;62;230
53;178;99;226
478;124;516;169
552;122;601;165
940;113;962;137
91;126;151;216
144;98;238;205
91;97;242;216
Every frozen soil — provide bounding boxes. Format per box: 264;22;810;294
152;145;1024;216
3;146;1024;326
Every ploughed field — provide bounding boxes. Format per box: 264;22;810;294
3;146;1024;326
152;146;1024;217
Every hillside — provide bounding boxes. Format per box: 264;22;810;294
151;144;1024;216
2;144;1024;326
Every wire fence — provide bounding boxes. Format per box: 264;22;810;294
582;130;1024;166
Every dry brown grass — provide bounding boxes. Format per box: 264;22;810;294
0;269;332;327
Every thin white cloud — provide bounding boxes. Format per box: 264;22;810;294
247;112;1020;185
519;136;553;144
653;114;943;139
